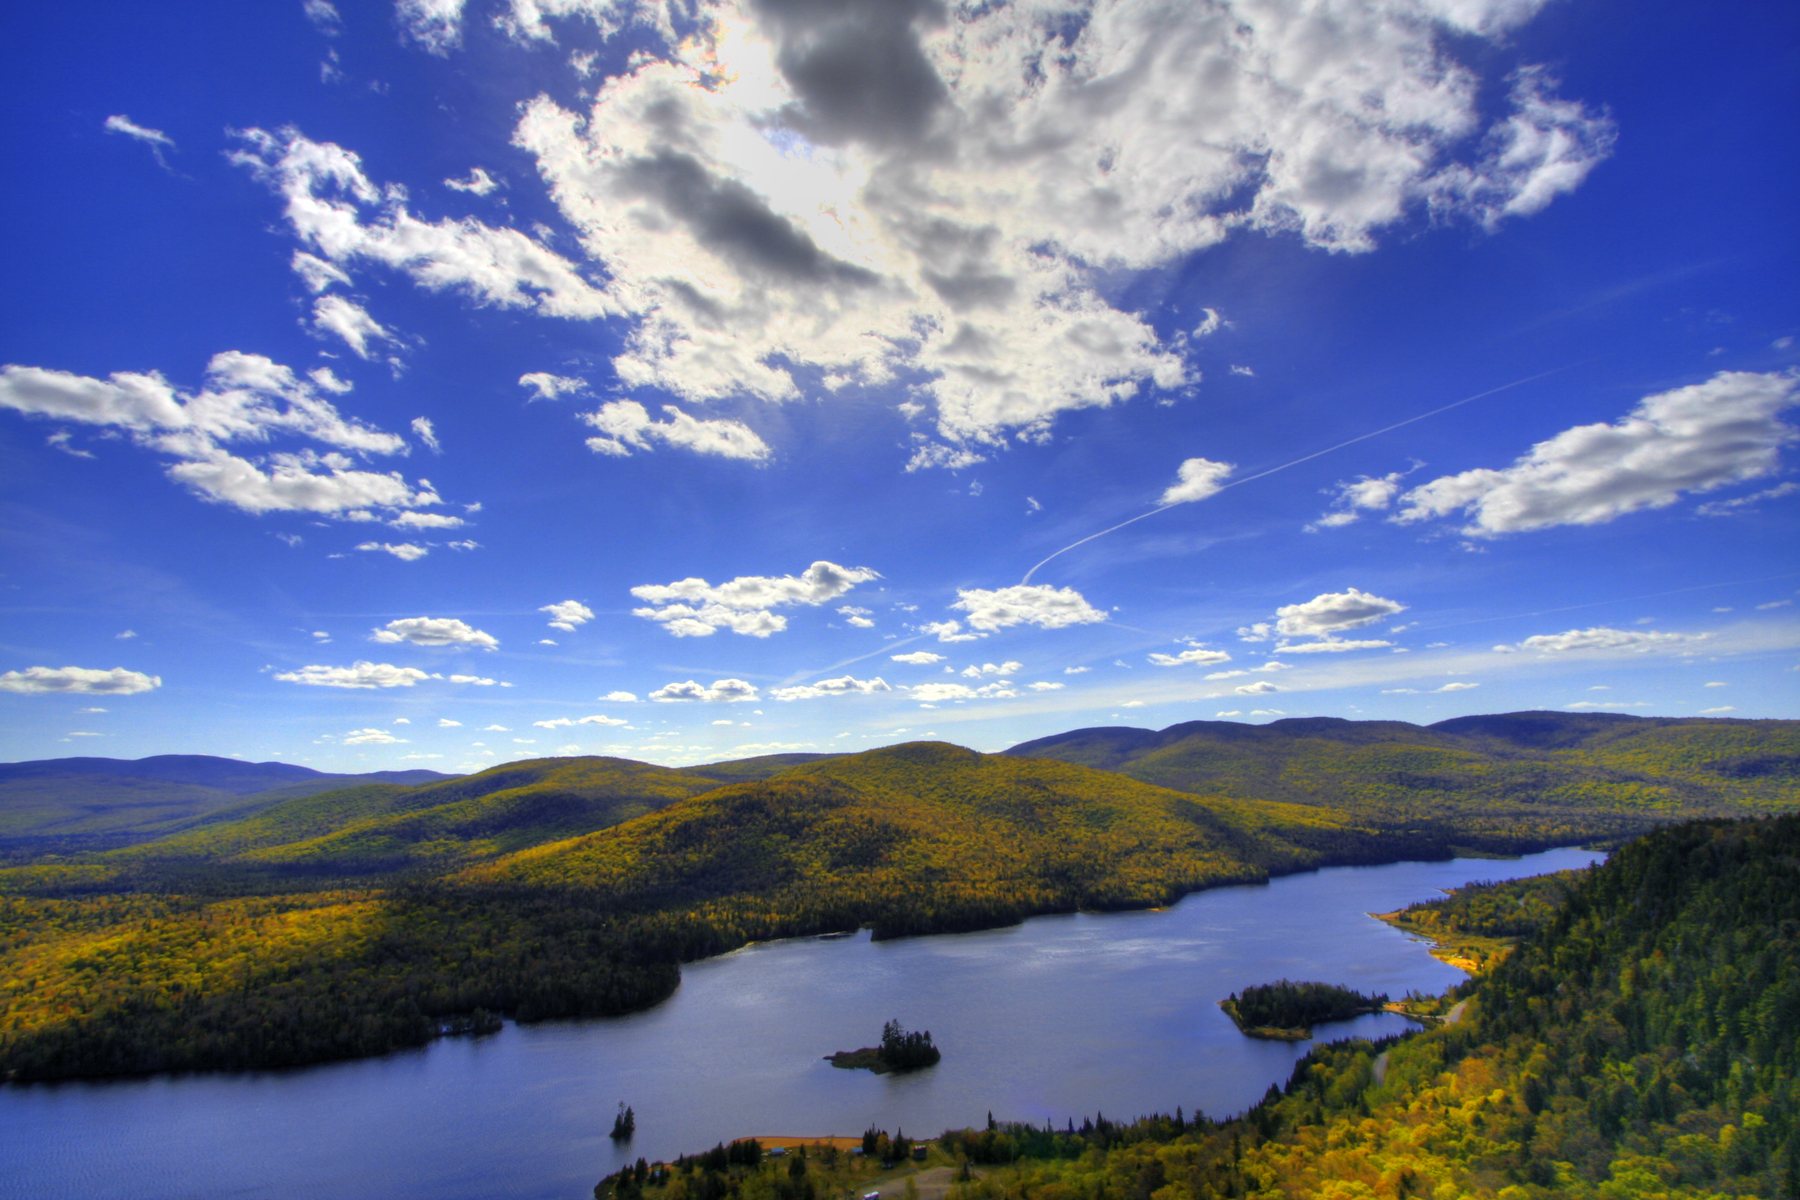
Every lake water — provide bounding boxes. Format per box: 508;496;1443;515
0;847;1600;1200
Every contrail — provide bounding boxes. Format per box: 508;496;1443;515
1021;365;1573;585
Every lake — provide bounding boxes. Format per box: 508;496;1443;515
0;846;1600;1200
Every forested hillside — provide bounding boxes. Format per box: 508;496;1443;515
1006;712;1800;838
2;717;1795;1083
614;813;1800;1199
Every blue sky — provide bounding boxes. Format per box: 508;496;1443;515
2;0;1795;773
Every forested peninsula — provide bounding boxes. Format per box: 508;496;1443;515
1;712;1795;1081
603;813;1800;1200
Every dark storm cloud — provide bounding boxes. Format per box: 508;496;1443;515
751;0;950;148
614;151;882;289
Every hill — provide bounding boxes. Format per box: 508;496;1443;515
0;754;458;849
1004;712;1800;839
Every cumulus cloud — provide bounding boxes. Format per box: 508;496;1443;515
229;126;612;320
535;714;631;727
1397;371;1800;535
962;661;1022;677
445;167;501;195
492;0;1608;463
371;617;498;649
1064;666;1090;674
1434;681;1480;692
0;352;451;521
650;678;761;702
919;619;982;642
1310;471;1410;530
343;727;406;744
449;674;502;685
1148;643;1231;668
770;675;892;700
1278;638;1398;654
907;681;1018;702
633;560;878;637
1160;458;1235;505
1699;706;1737;715
585;400;772;461
1502;627;1707;654
276;661;432;688
1275;589;1408;639
439;718;462;726
411;417;441;453
304;1;341;34
0;666;161;695
890;651;944;664
541;600;595;631
1028;681;1064;691
389;510;463;530
397;0;467;54
951;585;1106;632
520;372;588;400
838;605;875;628
311;295;400;360
601;690;639;702
1235;680;1280;695
358;541;429;561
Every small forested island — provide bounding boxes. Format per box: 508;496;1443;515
610;1103;636;1141
1219;979;1389;1040
827;1019;941;1073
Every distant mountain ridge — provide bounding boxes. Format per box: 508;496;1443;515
0;754;460;847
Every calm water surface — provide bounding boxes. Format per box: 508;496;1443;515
1;847;1600;1200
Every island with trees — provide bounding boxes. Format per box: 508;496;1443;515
1219;979;1390;1040
827;1019;941;1073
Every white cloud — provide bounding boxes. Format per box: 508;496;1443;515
535;714;631;727
1434;681;1480;692
1122;701;1146;708
584;400;772;461
1565;701;1652;711
230;127;612;320
397;0;467;54
501;0;1607;460
1028;681;1065;691
1278;638;1396;653
275;661;431;689
920;619;982;643
1159;458;1235;505
104;114;176;169
1215;710;1242;717
483;724;511;731
439;718;462;726
445;167;501;195
650;678;761;702
951;585;1106;632
449;674;501;685
538;638;558;645
907;681;1018;702
1310;471;1409;530
304;1;341;34
116;629;139;640
1193;309;1224;338
601;690;639;702
1703;681;1727;688
770;675;893;701
343;727;406;744
76;706;108;713
371;617;498;649
1397;371;1800;535
311;296;399;360
1064;666;1090;674
1275;589;1408;639
0;666;161;696
389;510;464;529
411;417;441;453
0;353;448;520
1230;365;1255;377
520;372;588;400
838;605;875;628
633;561;878;637
541;600;595;631
1149;643;1231;668
1696;481;1800;517
1757;599;1794;610
1505;627;1706;654
357;541;429;561
393;718;411;724
1699;706;1737;714
961;661;1022;677
890;651;945;664
1236;680;1281;695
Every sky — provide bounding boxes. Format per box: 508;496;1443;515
1;0;1796;774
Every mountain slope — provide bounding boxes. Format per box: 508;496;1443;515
1004;712;1800;833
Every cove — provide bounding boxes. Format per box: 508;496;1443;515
0;846;1600;1200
